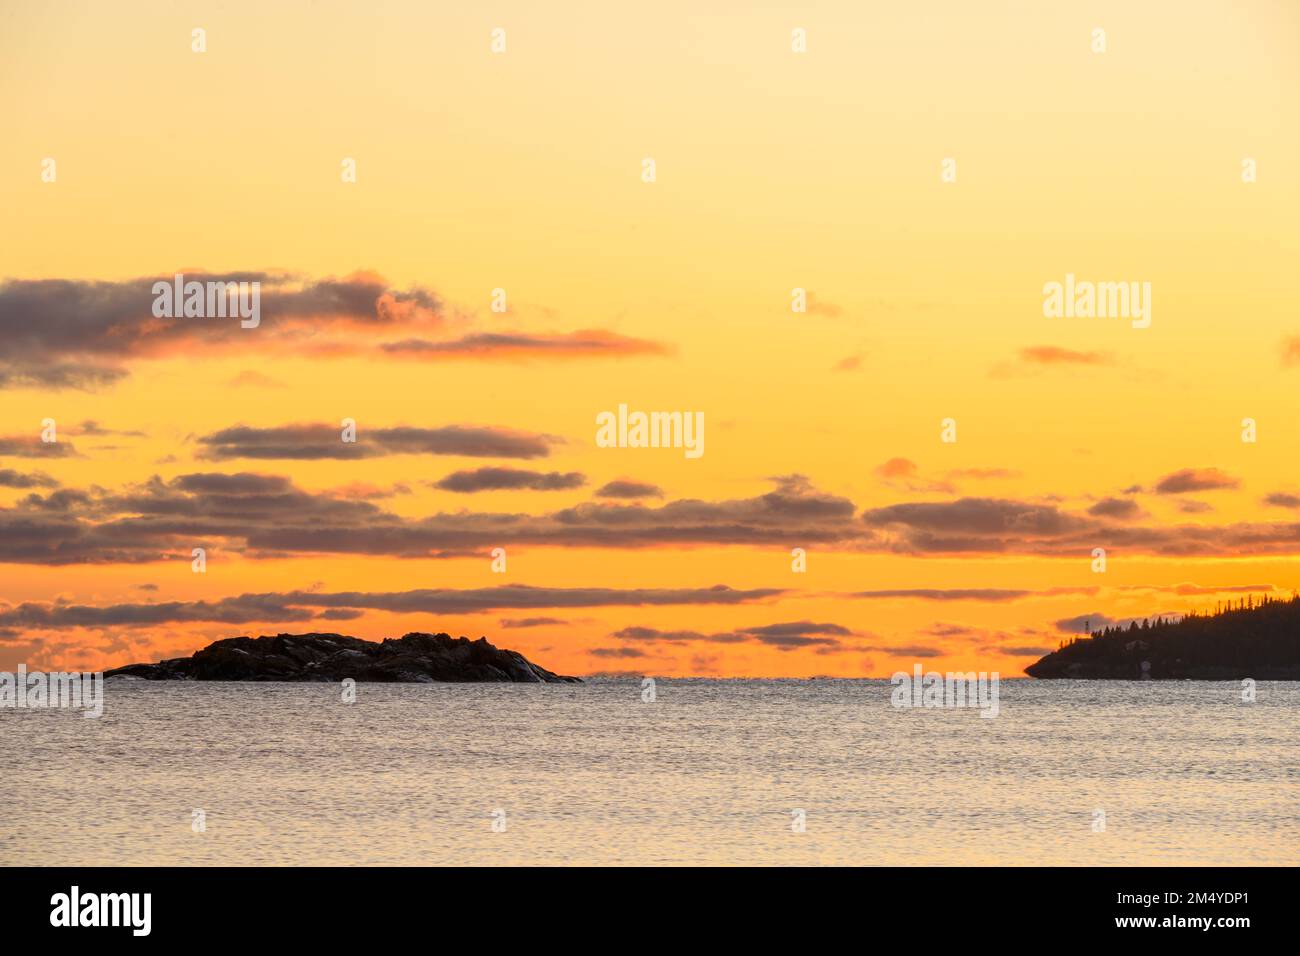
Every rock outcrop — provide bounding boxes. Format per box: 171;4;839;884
105;632;580;683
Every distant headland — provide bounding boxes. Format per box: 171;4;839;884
105;632;581;683
1026;594;1300;680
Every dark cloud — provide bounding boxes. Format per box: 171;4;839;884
74;421;146;438
858;644;945;658
1154;468;1240;494
433;468;585;493
863;498;1086;541
8;469;1300;566
0;272;670;389
0;470;382;564
0;583;784;630
1264;493;1300;509
18;489;93;512
198;424;559;461
0;436;76;458
924;622;980;637
855;495;1300;558
594;479;664;499
170;472;295;495
1088;497;1142;520
0;469;59;489
611;626;725;643
242;477;857;555
0;363;129;390
285;585;782;615
499;617;567;628
0;594;322;629
318;609;366;621
741;621;854;640
0;272;439;388
0;472;861;564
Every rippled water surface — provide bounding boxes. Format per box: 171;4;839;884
3;679;1297;865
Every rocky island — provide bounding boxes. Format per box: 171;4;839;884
105;632;581;683
1026;594;1300;680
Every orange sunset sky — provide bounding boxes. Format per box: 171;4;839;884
2;0;1299;677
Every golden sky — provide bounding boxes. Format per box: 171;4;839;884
2;0;1299;677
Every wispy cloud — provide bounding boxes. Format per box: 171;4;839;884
0;469;59;489
1018;346;1113;365
197;424;560;460
851;587;1098;602
0;584;786;629
611;620;858;651
1154;468;1240;494
594;479;664;499
0;271;672;389
499;617;568;629
432;468;585;493
1087;497;1143;520
0;436;76;458
381;330;670;360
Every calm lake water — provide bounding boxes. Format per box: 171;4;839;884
3;679;1297;866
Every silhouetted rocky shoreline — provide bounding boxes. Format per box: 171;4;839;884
105;632;580;683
